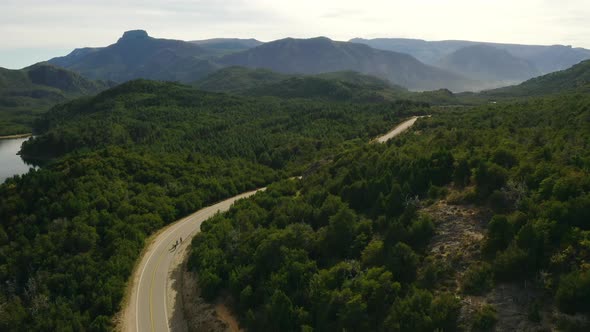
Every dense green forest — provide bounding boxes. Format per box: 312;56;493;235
0;63;112;136
22;80;426;169
1;62;589;331
480;59;590;98
0;79;424;330
189;91;590;331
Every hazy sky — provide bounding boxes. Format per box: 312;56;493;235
2;0;589;69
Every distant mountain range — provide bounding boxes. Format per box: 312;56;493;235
44;30;590;93
351;38;590;73
49;31;475;92
437;45;540;85
218;37;475;91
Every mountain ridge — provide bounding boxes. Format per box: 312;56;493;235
351;37;590;74
437;44;540;87
48;30;220;82
218;37;476;92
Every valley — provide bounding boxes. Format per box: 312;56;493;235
0;12;589;332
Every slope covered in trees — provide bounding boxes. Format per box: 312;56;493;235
189;91;590;331
22;80;427;167
0;63;112;135
0;79;426;330
482;59;590;98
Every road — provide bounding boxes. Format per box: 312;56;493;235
121;116;424;331
122;188;265;332
375;116;423;143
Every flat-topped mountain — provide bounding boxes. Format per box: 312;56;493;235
219;37;475;91
48;30;220;82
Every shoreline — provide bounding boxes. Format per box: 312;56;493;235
0;133;32;140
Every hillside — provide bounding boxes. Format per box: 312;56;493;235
352;38;590;74
437;44;539;86
1;79;428;330
219;37;476;92
48;30;221;82
22;79;426;161
245;72;407;102
0;63;112;135
194;66;289;93
195;67;407;101
482;59;590;97
189;92;590;332
3;60;590;332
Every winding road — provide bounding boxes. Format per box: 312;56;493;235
122;189;265;332
121;116;422;331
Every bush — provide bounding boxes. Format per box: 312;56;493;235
461;262;494;295
492;245;529;281
555;270;590;314
475;162;508;199
472;304;498;331
482;215;513;258
489;190;509;212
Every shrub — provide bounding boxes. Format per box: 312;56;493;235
461;262;494;295
492;245;529;281
472;304;498;331
555;270;590;314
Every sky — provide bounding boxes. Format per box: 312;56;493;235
1;0;590;69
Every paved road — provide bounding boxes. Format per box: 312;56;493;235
123;188;265;332
375;116;422;143
122;115;425;331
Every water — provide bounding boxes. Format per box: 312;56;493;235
0;137;34;183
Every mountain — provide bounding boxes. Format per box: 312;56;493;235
482;59;590;97
437;44;540;86
46;32;474;91
0;63;112;135
48;30;220;82
351;38;590;75
190;38;263;54
219;37;475;92
195;67;406;100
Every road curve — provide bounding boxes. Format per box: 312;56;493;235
122;188;265;332
121;115;425;331
375;116;424;143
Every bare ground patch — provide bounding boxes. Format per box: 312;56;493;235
169;238;242;332
421;191;575;331
422;197;489;284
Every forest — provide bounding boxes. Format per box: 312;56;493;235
189;91;590;331
0;79;424;330
0;71;589;330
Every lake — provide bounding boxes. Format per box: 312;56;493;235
0;137;34;183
